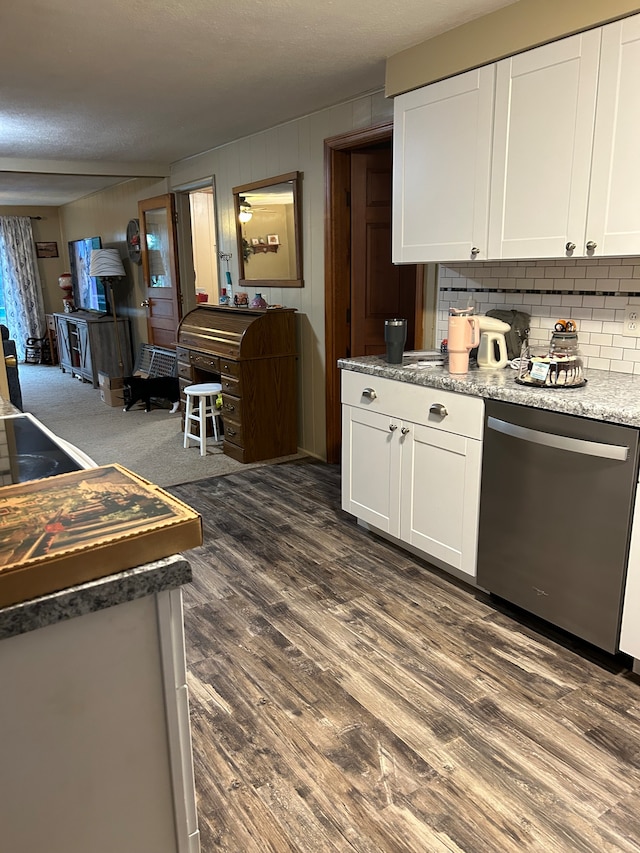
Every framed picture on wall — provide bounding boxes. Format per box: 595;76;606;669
35;241;59;258
267;234;279;245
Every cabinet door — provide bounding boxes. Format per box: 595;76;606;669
55;316;72;370
77;322;92;380
392;65;495;263
488;30;601;259
620;481;640;658
341;405;401;536
400;424;482;578
588;15;640;257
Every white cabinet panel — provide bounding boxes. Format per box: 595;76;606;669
341;404;401;535
488;30;601;259
588;15;640;257
341;373;484;578
401;425;482;576
620;481;640;659
392;66;494;263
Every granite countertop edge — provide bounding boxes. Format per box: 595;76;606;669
338;357;640;428
0;554;193;641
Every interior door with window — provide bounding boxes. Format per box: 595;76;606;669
138;193;183;349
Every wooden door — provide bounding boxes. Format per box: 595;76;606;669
588;15;640;257
392;66;495;263
488;30;601;259
350;147;417;356
138;193;182;349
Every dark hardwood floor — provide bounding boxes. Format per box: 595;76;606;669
172;460;640;852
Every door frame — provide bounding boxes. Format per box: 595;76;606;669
324;121;425;465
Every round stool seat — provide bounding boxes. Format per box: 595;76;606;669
183;383;223;456
184;382;222;396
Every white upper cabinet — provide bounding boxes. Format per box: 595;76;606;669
392;11;640;262
488;30;601;260
392;65;495;263
588;15;640;257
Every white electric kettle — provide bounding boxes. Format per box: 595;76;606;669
477;316;510;369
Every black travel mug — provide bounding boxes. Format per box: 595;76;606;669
384;318;407;364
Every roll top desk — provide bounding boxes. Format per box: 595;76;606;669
176;305;297;463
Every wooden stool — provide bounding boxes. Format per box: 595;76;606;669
183;383;223;456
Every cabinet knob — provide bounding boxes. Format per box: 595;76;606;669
389;423;398;432
586;241;597;251
470;247;480;256
429;403;448;418
401;426;410;435
140;299;150;308
362;387;377;400
565;242;576;252
225;403;235;412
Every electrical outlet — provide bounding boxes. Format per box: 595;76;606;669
623;306;640;337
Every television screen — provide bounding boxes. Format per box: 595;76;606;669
68;236;108;313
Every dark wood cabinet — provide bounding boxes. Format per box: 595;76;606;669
176;305;297;463
54;312;133;388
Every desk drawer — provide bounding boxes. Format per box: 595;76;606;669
221;393;242;421
190;351;220;373
177;359;193;380
223;415;243;448
219;358;241;379
220;374;241;396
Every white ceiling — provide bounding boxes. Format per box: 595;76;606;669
1;0;514;207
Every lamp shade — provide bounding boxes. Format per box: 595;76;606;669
89;248;125;278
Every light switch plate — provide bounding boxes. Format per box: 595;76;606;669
623;306;640;337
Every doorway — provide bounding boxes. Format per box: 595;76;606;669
324;122;425;464
174;179;220;320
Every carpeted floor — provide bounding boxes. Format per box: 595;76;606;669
18;363;306;487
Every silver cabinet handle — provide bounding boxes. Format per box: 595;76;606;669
362;388;377;400
401;426;410;435
586;241;597;251
470;247;480;256
565;242;576;252
389;424;397;432
429;403;448;418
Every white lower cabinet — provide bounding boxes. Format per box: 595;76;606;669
620;481;640;660
341;372;483;579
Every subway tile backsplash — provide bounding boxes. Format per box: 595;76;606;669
437;258;640;374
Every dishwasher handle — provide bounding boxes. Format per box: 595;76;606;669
487;416;629;461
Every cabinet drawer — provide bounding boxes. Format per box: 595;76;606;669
222;415;244;448
177;360;193;380
341;370;484;439
219;358;241;378
220;374;241;396
190;351;220;373
221;393;242;421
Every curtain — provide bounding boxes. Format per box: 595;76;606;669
0;216;46;359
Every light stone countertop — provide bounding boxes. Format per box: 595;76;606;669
338;356;640;428
0;554;192;641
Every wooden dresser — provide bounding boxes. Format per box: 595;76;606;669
176;305;297;463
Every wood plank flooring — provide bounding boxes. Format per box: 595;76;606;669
171;460;640;852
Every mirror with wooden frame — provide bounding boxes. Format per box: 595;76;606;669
233;171;303;288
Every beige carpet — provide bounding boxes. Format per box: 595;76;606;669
18;364;305;487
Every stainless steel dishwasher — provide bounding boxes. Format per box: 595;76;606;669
477;399;639;653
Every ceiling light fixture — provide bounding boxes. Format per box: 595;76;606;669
238;198;253;223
